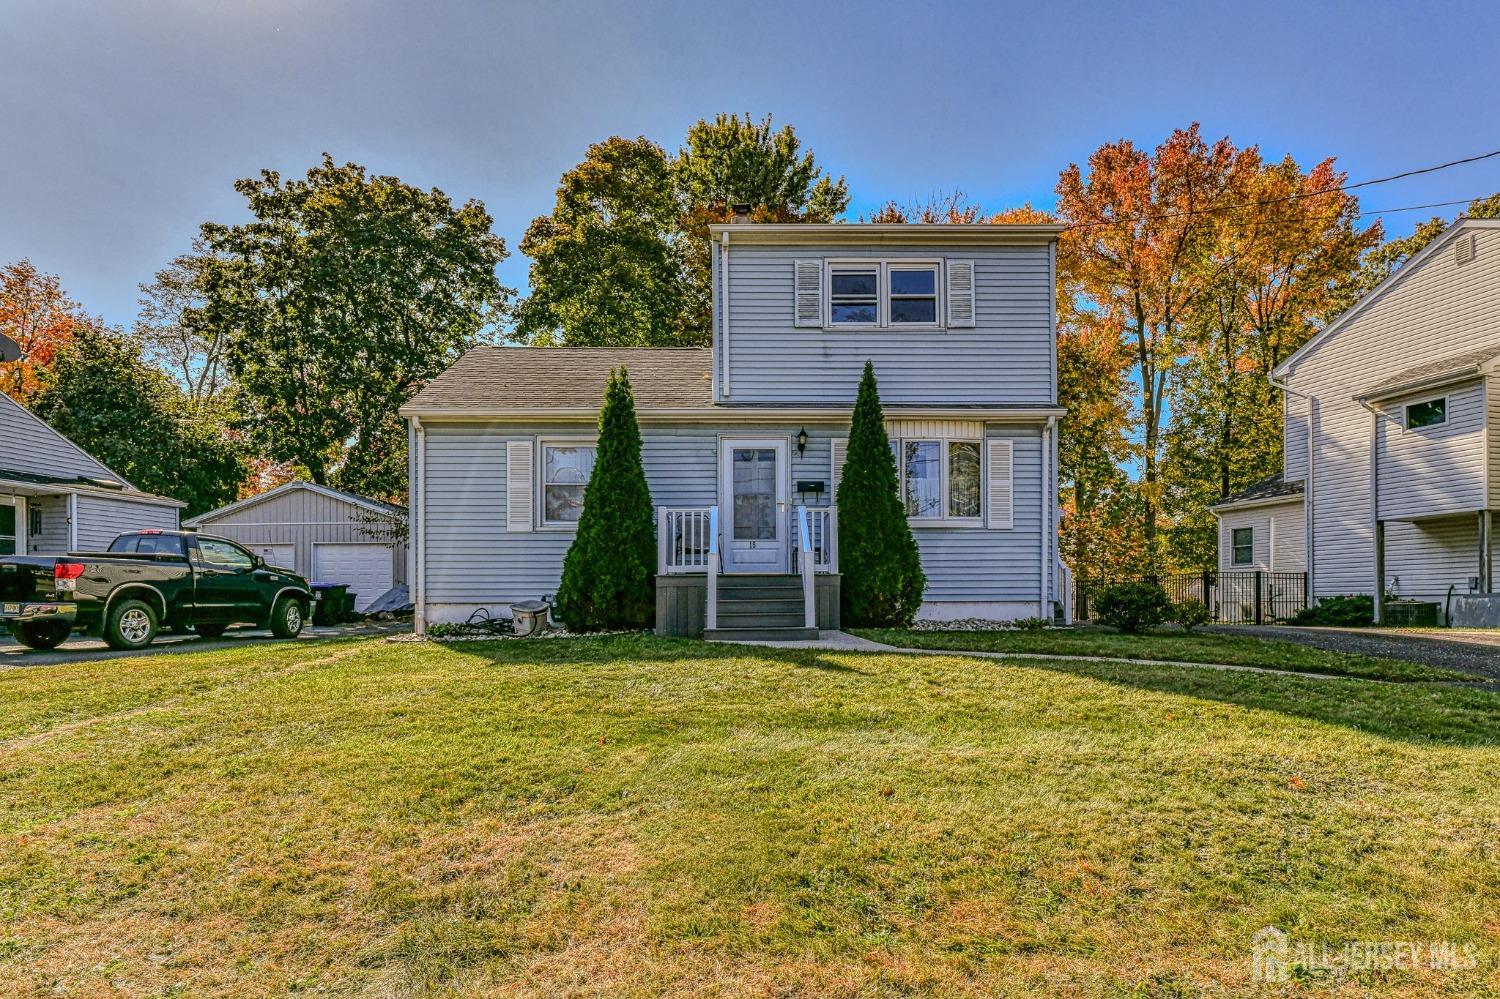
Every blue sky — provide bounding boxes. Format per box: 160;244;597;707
4;0;1500;328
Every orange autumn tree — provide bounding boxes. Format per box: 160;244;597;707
0;260;91;401
1056;125;1246;572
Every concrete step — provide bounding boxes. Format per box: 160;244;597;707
704;626;820;642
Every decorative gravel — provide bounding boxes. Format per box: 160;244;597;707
909;618;1046;632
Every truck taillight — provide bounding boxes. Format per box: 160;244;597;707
54;562;85;591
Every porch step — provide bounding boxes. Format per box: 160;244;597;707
704;626;820;642
713;573;811;635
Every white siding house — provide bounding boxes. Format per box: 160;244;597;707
1269;217;1500;622
402;222;1066;636
1;390;184;554
1212;475;1306;574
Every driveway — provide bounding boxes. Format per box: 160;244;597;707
1212;625;1500;681
0;620;410;668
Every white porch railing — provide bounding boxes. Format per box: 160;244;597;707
706;507;719;630
803;506;837;574
659;507;715;574
796;506;816;629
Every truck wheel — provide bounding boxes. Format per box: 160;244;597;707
269;597;305;639
193;623;228;639
9;621;71;650
105;599;158;651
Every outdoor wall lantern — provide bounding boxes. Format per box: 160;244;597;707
796;427;809;456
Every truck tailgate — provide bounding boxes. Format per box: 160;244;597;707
0;559;56;602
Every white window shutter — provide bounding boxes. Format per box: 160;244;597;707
830;438;849;498
506;440;534;532
986;439;1013;529
794;259;823;327
946;260;976;328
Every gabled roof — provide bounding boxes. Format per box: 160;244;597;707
1355;344;1500;402
1210;472;1305;513
183;480;404;527
401;347;713;415
1272;217;1500;380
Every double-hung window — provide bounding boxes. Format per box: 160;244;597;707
541;441;597;527
1231;527;1254;567
826;261;941;328
890;437;983;524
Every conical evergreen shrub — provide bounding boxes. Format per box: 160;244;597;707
554;367;657;630
837;361;925;626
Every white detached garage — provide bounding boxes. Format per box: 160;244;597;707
183;482;407;611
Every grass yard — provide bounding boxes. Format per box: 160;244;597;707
853;627;1473;683
1;636;1496;997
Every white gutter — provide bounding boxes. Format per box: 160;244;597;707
67;494;78;551
401;405;1070;422
721;229;731;399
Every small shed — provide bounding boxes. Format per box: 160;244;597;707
184;482;406;611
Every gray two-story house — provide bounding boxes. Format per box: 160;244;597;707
400;222;1066;637
1267;216;1500;625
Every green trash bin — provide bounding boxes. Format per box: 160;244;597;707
311;583;349;626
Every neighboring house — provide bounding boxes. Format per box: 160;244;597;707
1270;216;1500;623
1;389;183;555
183;481;406;612
401;221;1066;636
1211;473;1306;573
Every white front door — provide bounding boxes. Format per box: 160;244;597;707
720;438;789;573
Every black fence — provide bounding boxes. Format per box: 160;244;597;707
1076;571;1308;625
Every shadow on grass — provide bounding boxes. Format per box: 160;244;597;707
430;632;872;675
913;648;1499;748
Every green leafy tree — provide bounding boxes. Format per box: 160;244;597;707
553;368;657;631
515;137;690;347
196;155;510;490
836;362;925;626
29;328;247;517
675;113;850;338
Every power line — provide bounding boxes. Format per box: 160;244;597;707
1062;148;1500;231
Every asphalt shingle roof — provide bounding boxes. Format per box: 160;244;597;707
1214;472;1305;509
404;347;713;412
1357;344;1500;400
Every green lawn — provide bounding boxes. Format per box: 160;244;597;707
1;636;1496;997
853;627;1473;683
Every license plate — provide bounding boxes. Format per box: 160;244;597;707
2;603;18;614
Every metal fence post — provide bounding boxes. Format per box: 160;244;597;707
1253;571;1264;625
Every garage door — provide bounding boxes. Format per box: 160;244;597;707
250;544;296;570
313;543;394;611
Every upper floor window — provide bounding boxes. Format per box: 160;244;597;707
1404;396;1446;430
542;441;596;526
1231;527;1253;566
825;261;943;329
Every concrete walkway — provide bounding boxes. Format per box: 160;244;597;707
708;630;1350;681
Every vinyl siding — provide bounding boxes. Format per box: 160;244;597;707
1281;223;1500;598
716;243;1054;405
73;494;180;551
1376;381;1487;520
0;392;119;481
1385;515;1484;604
1217;500;1306;573
1489;374;1500;508
419;419;1048;617
1283;394;1309;483
191;486;406;586
26;495;71;554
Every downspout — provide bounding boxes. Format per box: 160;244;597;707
720;230;731;399
67;493;78;551
1270;374;1316;603
412;417;428;636
1040;416;1055;617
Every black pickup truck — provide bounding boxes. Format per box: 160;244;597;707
0;530;313;651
